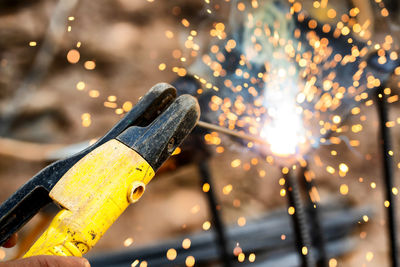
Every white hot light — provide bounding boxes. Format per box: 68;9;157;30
260;103;305;156
260;75;306;157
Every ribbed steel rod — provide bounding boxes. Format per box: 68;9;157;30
376;87;399;267
299;165;327;267
284;169;316;267
198;161;231;267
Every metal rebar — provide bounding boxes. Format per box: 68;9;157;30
0;0;79;136
376;87;399;267
198;161;231;267
88;205;370;267
299;165;328;267
284;169;316;267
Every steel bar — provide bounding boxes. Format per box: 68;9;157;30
299;165;327;267
376;87;399;267
91;238;354;267
198;161;231;267
0;0;79;135
88;205;370;267
250;237;356;267
284;170;316;267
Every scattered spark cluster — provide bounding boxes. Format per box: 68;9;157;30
191;0;399;162
166;0;398;264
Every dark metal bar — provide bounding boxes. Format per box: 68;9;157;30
88;205;370;267
198;161;231;267
376;87;399;267
299;165;328;267
384;0;399;14
0;0;79;136
284;169;316;267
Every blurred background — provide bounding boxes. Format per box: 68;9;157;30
0;0;400;266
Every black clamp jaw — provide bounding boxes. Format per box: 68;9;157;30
0;83;200;245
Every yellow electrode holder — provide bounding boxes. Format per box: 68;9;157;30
24;139;155;257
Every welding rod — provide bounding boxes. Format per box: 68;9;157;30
32;121;267;162
197;121;268;145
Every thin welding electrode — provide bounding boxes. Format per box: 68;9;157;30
197;121;268;145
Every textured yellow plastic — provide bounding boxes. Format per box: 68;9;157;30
24;139;155;257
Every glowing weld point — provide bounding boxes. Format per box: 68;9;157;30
260;105;306;156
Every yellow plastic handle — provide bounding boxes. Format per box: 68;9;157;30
24;139;155;257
